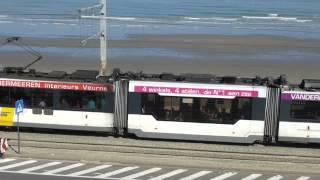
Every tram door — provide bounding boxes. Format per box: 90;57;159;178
306;101;320;143
114;79;129;135
278;97;308;143
308;124;320;143
287;100;320;143
264;87;281;143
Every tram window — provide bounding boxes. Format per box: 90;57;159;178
10;88;31;107
290;101;320;120
141;94;156;114
140;95;180;121
96;92;112;112
147;94;155;102
103;92;114;113
198;98;232;124
182;98;193;104
59;91;81;110
83;93;97;111
0;88;10;106
163;97;173;121
59;91;94;111
140;94;252;124
171;97;180;111
237;98;251;120
162;97;181;121
58;91;110;112
180;98;193;121
30;89;53;108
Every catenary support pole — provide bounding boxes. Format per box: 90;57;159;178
99;0;107;76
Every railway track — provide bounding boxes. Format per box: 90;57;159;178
3;130;320;174
2;130;320;167
5;137;320;165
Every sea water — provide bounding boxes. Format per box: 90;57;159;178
0;0;319;39
0;0;319;60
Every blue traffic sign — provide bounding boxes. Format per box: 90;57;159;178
15;99;24;115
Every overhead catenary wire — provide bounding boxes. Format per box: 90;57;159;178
78;2;102;44
0;37;42;70
12;41;41;57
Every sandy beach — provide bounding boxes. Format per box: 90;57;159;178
1;35;320;83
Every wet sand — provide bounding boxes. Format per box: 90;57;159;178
1;35;320;83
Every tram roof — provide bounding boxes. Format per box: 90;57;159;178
111;68;288;87
283;79;320;92
4;67;310;90
0;67;110;84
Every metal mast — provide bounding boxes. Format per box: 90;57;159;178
99;0;107;76
80;0;108;77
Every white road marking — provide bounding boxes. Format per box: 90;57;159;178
95;166;139;178
210;172;238;180
18;162;62;173
296;176;310;180
120;167;162;180
266;175;283;180
0;158;15;164
67;164;112;176
242;174;263;180
42;163;84;174
179;171;212;180
149;169;187;180
0;160;37;170
1;159;307;180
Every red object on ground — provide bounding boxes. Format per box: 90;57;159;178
0;138;9;155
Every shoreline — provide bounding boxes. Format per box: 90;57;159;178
1;52;319;84
1;34;320;83
1;34;320;50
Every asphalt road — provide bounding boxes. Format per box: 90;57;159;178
0;172;81;180
0;157;317;180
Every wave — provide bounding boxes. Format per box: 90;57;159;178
0;13;314;28
184;17;238;21
53;22;65;25
0;15;8;19
242;14;312;23
107;17;137;21
0;20;13;24
107;17;161;24
268;14;278;17
28;23;37;26
126;24;148;27
22;18;77;22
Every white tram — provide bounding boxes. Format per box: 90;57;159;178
126;80;267;143
0;69;114;132
1;68;320;144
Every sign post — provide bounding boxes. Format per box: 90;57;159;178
15;99;24;154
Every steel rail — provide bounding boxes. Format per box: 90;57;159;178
7;139;320;165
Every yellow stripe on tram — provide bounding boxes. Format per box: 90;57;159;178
0;107;15;127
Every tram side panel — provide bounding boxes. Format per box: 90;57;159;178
278;91;320;143
0;79;115;132
127;80;267;143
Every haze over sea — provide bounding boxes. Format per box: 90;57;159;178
1;0;319;39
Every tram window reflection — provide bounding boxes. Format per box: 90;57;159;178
0;88;10;106
141;94;253;124
31;89;53;108
290;101;320;120
58;91;111;112
10;88;31;107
